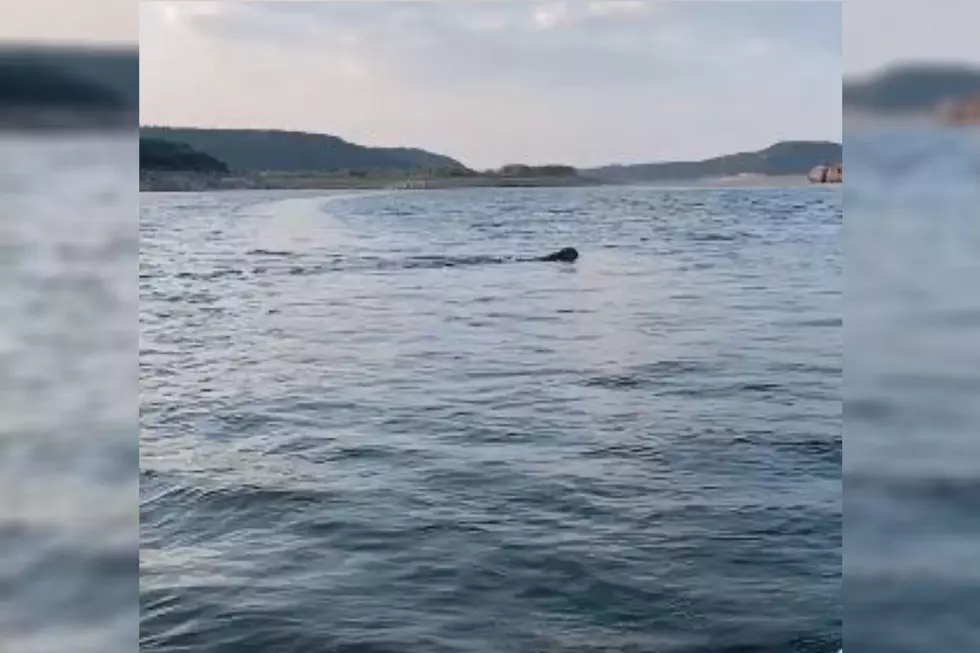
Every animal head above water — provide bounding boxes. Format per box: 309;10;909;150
539;247;579;262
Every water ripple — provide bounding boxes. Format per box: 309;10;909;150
141;185;840;651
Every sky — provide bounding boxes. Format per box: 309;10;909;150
7;0;980;161
4;0;975;77
138;0;841;169
844;0;980;77
0;0;135;45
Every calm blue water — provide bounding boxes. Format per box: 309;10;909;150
845;128;980;653
140;184;841;652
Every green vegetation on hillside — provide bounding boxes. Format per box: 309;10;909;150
140;126;468;173
137;124;827;192
0;61;121;109
844;63;980;114
494;164;578;177
0;46;137;110
586;141;842;183
140;137;230;173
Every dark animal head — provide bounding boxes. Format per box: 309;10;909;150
541;247;579;262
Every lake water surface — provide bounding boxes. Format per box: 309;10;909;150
140;184;841;652
845;128;980;653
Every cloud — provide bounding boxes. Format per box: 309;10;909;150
145;1;225;29
844;0;980;74
528;0;657;30
155;0;819;92
531;2;570;30
586;1;649;18
1;0;135;44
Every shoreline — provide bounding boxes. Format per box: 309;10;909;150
139;171;826;193
138;170;603;193
645;174;817;188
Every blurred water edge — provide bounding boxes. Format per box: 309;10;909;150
845;126;980;652
0;134;138;652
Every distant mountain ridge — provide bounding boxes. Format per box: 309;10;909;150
0;45;137;110
585;140;842;183
0;45;136;128
140;126;468;173
140;131;840;190
844;63;980;114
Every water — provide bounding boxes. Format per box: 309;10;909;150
8;130;974;653
845;128;980;653
140;183;840;652
1;135;137;653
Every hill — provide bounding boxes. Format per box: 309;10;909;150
140;137;230;173
0;45;137;110
585;141;842;183
844;63;980;115
139;126;468;173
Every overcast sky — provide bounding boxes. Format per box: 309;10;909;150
138;1;841;169
8;0;980;163
844;0;980;77
0;0;134;45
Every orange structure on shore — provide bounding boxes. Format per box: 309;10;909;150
807;163;842;184
938;95;980;125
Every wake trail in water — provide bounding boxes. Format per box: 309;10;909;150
142;249;578;281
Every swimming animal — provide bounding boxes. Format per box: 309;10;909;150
246;247;579;273
536;247;579;262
